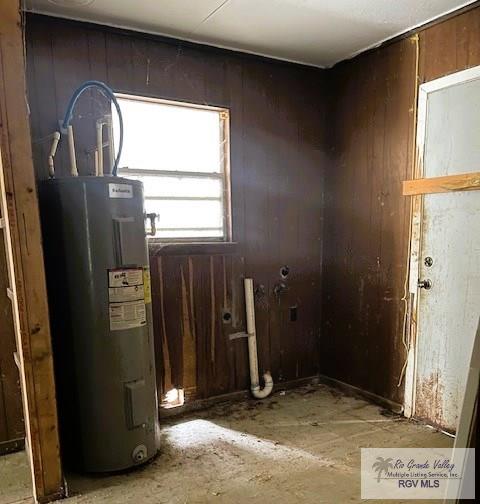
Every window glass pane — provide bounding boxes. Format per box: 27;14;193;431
112;95;230;241
114;98;222;173
120;173;222;199
145;199;223;234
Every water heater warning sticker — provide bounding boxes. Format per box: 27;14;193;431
109;268;143;288
109;285;143;303
108;268;146;331
109;300;146;331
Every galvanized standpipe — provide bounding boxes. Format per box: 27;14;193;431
244;278;274;399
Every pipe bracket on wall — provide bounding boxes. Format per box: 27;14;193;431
228;331;250;341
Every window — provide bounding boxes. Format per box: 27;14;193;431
114;95;231;240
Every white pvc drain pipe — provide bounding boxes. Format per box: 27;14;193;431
244;278;274;399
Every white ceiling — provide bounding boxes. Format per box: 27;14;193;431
24;0;476;67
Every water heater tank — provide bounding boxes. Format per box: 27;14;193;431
39;176;160;472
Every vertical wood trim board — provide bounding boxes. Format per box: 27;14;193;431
0;1;63;501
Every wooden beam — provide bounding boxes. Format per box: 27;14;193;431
403;171;480;196
0;1;63;502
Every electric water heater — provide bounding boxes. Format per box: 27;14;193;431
40;176;160;472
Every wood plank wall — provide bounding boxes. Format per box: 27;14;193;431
419;6;480;83
23;6;480;413
322;38;417;405
322;5;480;404
150;245;248;399
0;216;24;453
25;14;326;401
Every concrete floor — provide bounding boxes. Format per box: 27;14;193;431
0;383;452;504
0;450;32;504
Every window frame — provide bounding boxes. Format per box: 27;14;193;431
115;93;232;243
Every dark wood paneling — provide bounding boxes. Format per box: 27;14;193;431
323;5;480;405
0;223;24;451
149;247;258;400
0;7;25;452
419;7;480;83
26;14;325;401
24;5;480;414
322;38;417;404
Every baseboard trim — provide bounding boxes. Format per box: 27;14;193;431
0;437;25;456
159;375;320;418
159;374;403;418
318;374;404;414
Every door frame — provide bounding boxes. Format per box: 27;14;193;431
404;64;480;420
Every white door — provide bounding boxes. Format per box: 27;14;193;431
407;67;480;432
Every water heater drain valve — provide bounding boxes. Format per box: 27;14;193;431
132;444;148;463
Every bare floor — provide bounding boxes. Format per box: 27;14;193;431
0;450;32;504
1;384;452;504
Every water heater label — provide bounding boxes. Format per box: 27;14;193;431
109;300;146;331
108;267;146;331
109;183;133;199
109;285;144;303
109;268;143;288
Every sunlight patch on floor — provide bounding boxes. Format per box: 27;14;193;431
165;418;337;466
